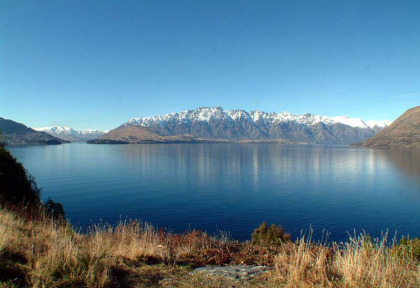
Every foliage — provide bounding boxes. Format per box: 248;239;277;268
0;144;41;207
0;144;65;220
251;222;291;246
44;197;65;219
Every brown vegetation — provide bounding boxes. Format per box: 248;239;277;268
362;106;420;148
90;125;294;144
97;126;164;143
0;208;419;287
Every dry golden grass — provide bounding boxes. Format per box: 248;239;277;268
0;207;419;287
270;233;420;288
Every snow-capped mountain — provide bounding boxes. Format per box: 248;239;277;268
122;106;391;144
365;120;393;132
0;118;69;145
33;126;106;142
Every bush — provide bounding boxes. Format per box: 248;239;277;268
0;144;41;207
397;236;420;260
0;143;65;219
251;222;291;246
44;198;65;219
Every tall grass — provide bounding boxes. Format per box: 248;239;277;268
334;233;420;287
0;207;419;287
272;231;420;287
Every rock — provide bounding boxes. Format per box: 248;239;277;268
192;265;270;280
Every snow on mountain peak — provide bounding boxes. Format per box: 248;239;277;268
34;126;75;134
365;120;392;129
33;126;106;141
126;107;386;130
330;116;367;128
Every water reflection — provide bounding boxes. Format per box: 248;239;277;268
118;144;418;197
8;143;420;242
381;148;420;184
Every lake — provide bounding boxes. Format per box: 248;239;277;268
8;143;420;242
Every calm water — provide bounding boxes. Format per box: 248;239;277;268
8;143;420;242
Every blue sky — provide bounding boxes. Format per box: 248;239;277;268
1;0;419;130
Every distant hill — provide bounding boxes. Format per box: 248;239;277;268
90;107;390;145
33;126;106;142
89;125;164;143
360;106;420;148
88;125;244;144
0;118;69;145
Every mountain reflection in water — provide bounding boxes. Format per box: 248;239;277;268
382;148;420;184
8;143;420;242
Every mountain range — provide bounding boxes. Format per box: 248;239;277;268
93;107;391;144
0;118;69;145
33;126;106;142
2;106;401;146
360;106;420;148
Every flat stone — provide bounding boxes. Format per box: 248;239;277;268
192;265;270;280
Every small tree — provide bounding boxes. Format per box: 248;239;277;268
44;197;65;219
251;222;291;246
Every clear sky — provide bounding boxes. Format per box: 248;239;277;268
1;0;419;130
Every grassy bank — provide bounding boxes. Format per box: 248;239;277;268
0;208;419;287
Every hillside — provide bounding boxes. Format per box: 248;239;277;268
117;107;389;145
0;118;69;145
95;125;164;142
88;125;294;144
0;142;65;214
88;125;204;144
0;144;41;207
361;106;420;148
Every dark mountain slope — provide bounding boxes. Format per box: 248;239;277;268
0;117;69;145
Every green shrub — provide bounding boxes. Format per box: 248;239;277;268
0;143;41;207
396;236;420;260
0;143;65;219
44;197;65;219
251;222;291;246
